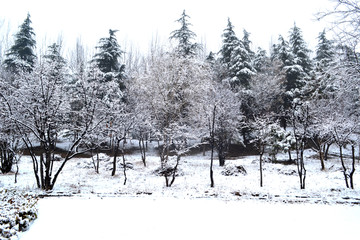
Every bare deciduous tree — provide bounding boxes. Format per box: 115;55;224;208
134;49;214;187
1;55;101;190
317;0;360;56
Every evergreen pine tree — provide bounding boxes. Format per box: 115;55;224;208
44;43;65;63
43;43;66;74
306;31;333;101
92;29;125;88
228;40;256;88
270;43;278;62
206;51;216;66
315;30;334;67
3;13;36;73
253;47;269;73
289;23;312;74
219;19;255;89
271;32;307;128
170;10;199;57
242;29;255;60
272;35;294;66
272;31;308;92
219;18;238;66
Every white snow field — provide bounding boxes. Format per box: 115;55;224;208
19;197;360;240
1;143;360;239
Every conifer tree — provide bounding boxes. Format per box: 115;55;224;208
43;43;66;76
219;19;255;89
44;43;65;64
3;13;36;73
92;29;125;86
271;31;308;128
170;10;199;57
219;18;238;66
272;35;294;67
253;47;269;73
289;23;312;74
242;29;255;60
315;30;334;67
228;40;256;88
206;51;216;64
272;28;310;93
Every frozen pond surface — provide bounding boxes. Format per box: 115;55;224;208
20;196;360;240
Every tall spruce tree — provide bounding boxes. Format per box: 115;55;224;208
272;26;311;93
219;18;238;67
306;30;335;101
315;30;334;67
289;23;312;74
242;29;255;60
219;19;255;89
228;40;256;88
43;43;66;75
253;47;269;73
170;10;199;57
271;31;308;128
92;29;125;88
4;13;36;73
272;35;294;67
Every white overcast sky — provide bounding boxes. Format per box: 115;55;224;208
0;0;335;56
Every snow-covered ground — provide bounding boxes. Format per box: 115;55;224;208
18;197;360;240
2;148;359;203
1;143;360;239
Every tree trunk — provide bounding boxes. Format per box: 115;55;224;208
169;155;180;187
313;137;326;170
24;140;41;188
145;134;148;150
0;145;14;174
242;127;250;146
111;139;121;176
91;148;100;174
32;157;41;188
160;137;168;169
44;149;53;190
40;153;45;189
210;143;214;188
210;105;216;188
218;151;225;166
14;156;19;184
349;145;356;189
217;140;226;167
164;173;169;187
122;143;127;185
259;142;264;188
288;149;292;162
324;143;332;161
96;150;100;174
339;145;349;188
295;139;306;189
299;145;306;189
319;147;325;171
219;155;225;166
139;137;146;167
